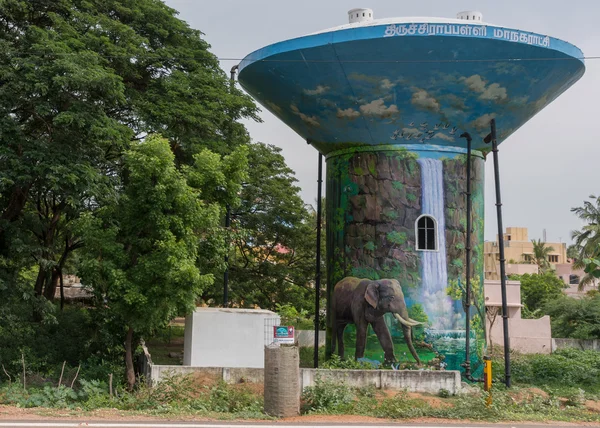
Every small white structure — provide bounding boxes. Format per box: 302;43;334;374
183;307;280;368
348;8;374;24
456;11;483;22
484;280;552;354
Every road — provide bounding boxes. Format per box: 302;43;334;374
0;422;594;428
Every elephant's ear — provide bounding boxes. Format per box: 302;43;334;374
365;282;379;308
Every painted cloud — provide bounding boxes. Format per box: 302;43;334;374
381;79;396;90
434;133;455;142
360;99;399;118
304;85;330;96
463;75;508;102
471;113;497;131
265;100;283;114
290;104;320;127
337;108;361;119
411;89;440;112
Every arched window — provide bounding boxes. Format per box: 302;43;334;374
416;215;438;251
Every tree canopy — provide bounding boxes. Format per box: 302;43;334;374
529;239;555;273
508;272;566;317
544;294;600;339
571;195;600;290
0;0;265;385
204;142;321;313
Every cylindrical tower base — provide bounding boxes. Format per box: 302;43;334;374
326;145;485;375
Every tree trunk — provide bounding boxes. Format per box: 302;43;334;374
59;270;65;311
34;266;47;297
125;326;136;391
43;269;60;301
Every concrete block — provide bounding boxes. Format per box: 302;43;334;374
183;308;280;368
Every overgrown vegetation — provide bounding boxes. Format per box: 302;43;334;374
300;376;600;422
0;0;321;390
493;348;600;396
0;374;264;418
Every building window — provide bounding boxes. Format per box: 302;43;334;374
416;215;438;251
570;274;580;285
549;255;559;263
523;254;533;263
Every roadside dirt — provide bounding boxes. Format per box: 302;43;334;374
2;406;600;426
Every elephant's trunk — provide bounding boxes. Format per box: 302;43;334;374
393;313;422;365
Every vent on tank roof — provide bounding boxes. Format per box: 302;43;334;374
457;11;483;22
348;8;374;24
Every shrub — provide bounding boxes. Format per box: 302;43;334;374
301;377;355;413
321;354;375;370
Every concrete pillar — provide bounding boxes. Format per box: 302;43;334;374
263;345;300;417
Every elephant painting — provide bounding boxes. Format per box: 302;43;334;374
331;277;422;364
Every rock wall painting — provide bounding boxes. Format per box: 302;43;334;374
326;147;485;374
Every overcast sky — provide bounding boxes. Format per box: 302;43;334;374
164;0;600;244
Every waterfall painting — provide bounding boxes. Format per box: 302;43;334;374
326;146;486;374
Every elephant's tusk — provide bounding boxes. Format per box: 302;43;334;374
394;313;423;327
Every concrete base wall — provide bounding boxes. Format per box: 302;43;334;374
301;369;461;395
552;338;600;352
149;365;461;394
488;315;552;354
183;308;280;368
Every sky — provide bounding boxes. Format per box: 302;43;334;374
163;0;600;244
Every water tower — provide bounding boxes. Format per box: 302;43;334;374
238;9;584;374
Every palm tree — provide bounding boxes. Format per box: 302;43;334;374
571;195;600;290
529;239;555;273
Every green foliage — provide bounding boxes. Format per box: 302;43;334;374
438;388;451;398
407;304;429;341
543;295;600;339
583;244;600;280
510;273;567;316
321;354;376;370
350;266;380;280
210;143;320;314
276;303;313;330
77;135;222;387
364;241;376;251
392;181;405;191
367;159;377;176
299;346;326;368
301;377;355;412
406;193;417;203
570;195;600;289
510;348;600;389
206;381;263;413
0;0;258;387
386;231;407;245
530;239;555;273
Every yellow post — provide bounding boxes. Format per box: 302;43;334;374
483;355;492;406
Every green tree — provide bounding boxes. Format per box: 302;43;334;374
583;244;600;282
77;135;236;389
571;195;600;290
0;0;258;303
509;272;566;316
567;244;580;261
528;239;555;273
204;143;319;313
544;294;600;339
